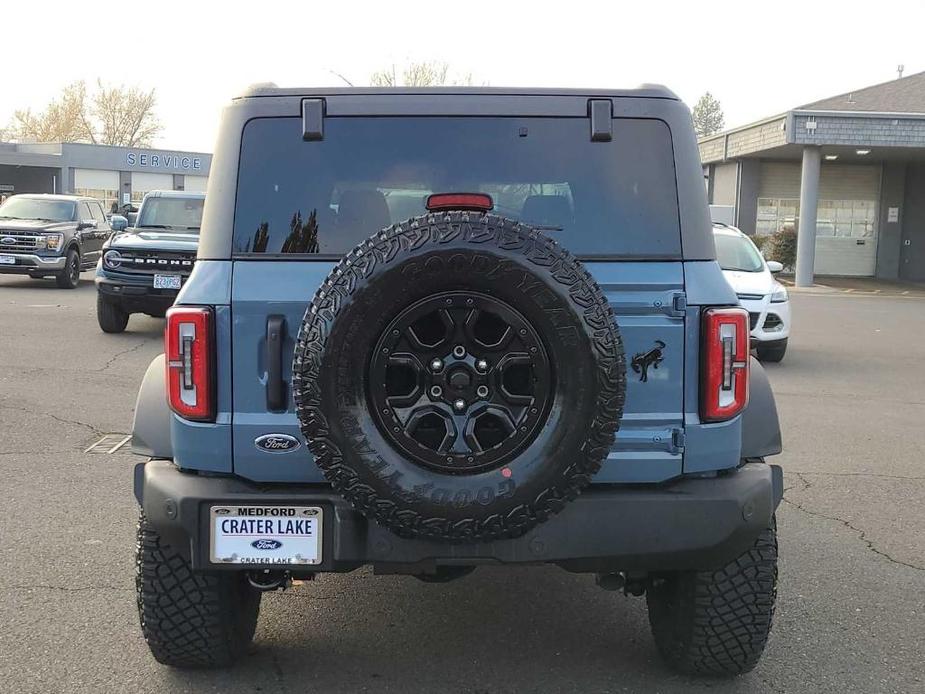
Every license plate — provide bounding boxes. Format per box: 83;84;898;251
153;274;181;290
210;506;323;565
0;255;15;265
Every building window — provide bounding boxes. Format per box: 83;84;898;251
75;188;119;214
757;198;876;237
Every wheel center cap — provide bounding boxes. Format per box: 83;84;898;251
448;370;471;390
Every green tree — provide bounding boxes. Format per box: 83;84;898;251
692;92;725;137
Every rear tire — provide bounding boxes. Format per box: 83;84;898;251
135;512;261;668
756;338;787;363
646;520;778;676
55;248;80;289
97;295;129;333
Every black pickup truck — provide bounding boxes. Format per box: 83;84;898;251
0;193;111;288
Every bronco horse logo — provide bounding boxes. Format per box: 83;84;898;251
631;340;666;383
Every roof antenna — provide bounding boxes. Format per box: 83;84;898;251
897;64;905;79
328;69;354;87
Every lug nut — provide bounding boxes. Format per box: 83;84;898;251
454;399;466;411
475;359;488;372
453;345;466;358
430;358;443;372
476;385;489;398
430;385;443;397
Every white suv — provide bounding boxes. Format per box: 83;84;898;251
713;223;791;362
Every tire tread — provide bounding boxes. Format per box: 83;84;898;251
135;513;260;668
647;522;779;676
292;212;626;542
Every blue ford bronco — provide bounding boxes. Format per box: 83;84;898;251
131;86;784;675
96;190;205;333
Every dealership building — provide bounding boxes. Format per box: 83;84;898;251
701;70;925;284
0;141;211;212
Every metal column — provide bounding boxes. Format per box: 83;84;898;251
795;146;821;287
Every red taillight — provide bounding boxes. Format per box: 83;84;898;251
701;307;750;422
165;306;214;421
425;192;494;212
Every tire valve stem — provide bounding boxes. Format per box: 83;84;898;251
430;358;443;372
454;398;466;411
475;359;488;372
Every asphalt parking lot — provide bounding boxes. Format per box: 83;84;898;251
0;272;922;694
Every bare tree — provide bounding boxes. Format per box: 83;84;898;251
8;82;93;143
92;80;161;147
7;80;161;147
370;61;475;87
692;92;725;138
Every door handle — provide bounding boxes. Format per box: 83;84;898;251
266;316;286;411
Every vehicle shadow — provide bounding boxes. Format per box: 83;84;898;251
0;274;96;290
159;566;761;694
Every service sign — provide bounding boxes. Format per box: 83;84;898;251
126;152;203;171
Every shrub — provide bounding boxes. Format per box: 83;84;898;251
751;234;771;253
764;226;798;271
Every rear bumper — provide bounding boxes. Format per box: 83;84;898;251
136;460;783;574
0;253;66;274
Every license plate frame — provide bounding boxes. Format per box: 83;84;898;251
153;274;181;290
209;505;323;566
0;255;15;265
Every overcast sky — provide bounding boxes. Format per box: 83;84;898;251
2;1;922;152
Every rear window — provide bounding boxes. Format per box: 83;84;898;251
138;196;205;232
232;117;680;258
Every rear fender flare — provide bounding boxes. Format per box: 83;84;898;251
741;356;782;458
132;354;173;460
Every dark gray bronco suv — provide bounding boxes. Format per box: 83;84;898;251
131;86;784;676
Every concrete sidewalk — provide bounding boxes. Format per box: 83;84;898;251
778;275;925;297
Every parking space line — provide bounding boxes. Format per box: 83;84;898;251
107;435;132;454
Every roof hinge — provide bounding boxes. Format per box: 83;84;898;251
302;98;325;141
588;99;613;142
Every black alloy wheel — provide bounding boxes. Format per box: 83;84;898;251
292;211;627;542
369;291;552;474
55;249;80;289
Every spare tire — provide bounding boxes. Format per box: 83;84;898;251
292;211;626;542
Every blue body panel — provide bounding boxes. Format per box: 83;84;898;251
171;303;234;473
680;260;742;473
225;260;717;484
229;262;332;481
170;258;743;482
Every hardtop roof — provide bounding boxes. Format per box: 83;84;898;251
7;193;95;202
234;84;679;101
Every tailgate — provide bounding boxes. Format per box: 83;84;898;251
230;260;685;484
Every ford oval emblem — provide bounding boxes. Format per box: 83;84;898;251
0;237;15;245
255;433;301;454
251;539;283;550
